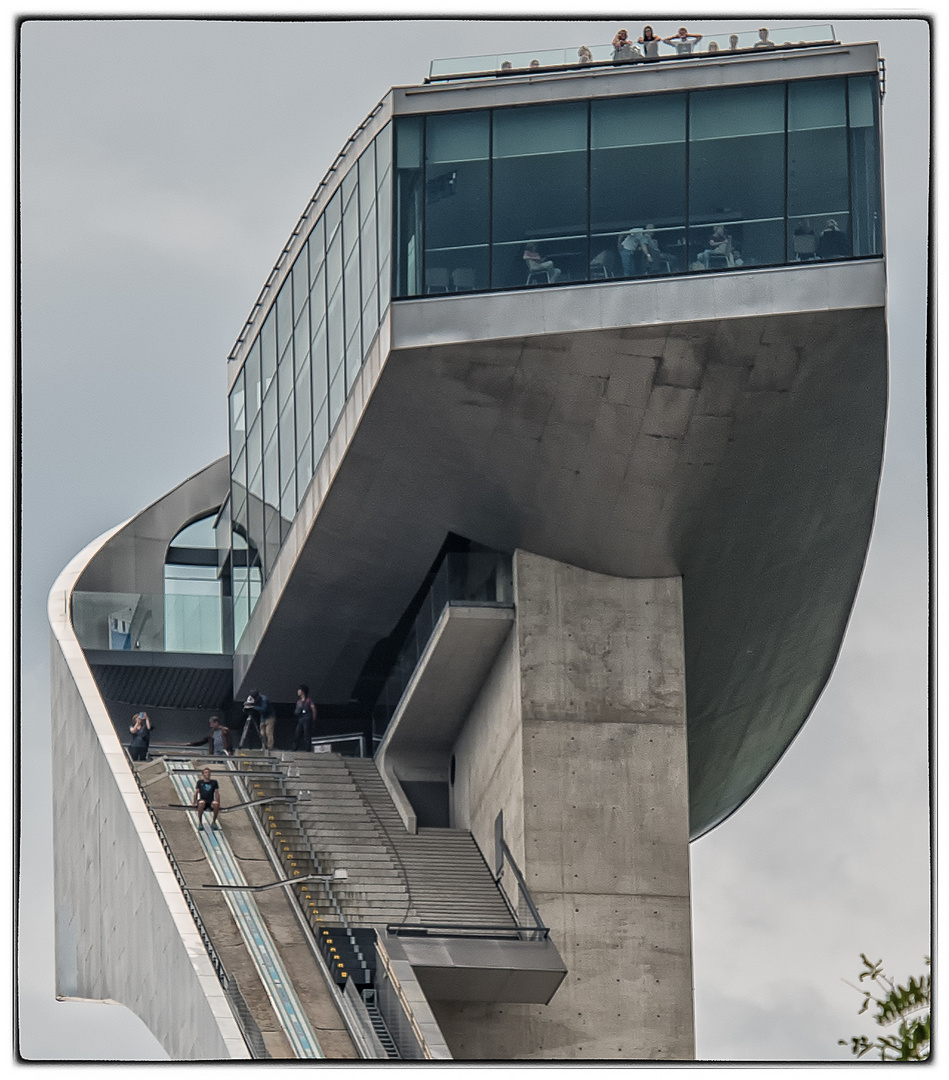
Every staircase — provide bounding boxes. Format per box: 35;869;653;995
280;753;516;931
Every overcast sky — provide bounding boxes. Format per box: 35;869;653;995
16;4;932;1066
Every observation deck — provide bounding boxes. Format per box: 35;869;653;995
224;35;887;838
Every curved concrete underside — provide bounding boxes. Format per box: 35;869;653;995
237;263;887;837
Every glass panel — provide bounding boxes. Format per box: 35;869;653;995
280;477;295;542
327;286;344;399
228;368;246;452
262;378;278;452
246;492;264;567
231;447;246;506
344;247;361;362
313;398;329;465
233;583;249;647
296;434;313;499
309;263;326;333
292;245;309;322
346;326;362;392
163;565;222;653
848;74;882;257
326;224;343;302
787;79;849;260
262;431;279;513
377;146;392;310
375;123;392;186
278;338;293;414
293;305;310;378
248;462;262;501
689;83;785;269
279;397;295;497
342;162;358;207
294;358;312;461
324;187;342;244
492;101;589;289
328;366;346;430
170;515;218;548
276;278;295;358
311;317;328;413
263;502;281;579
231;478;246;539
361;199;378;302
246;414;262;495
425;111;490;293
359;147;376;225
362;285;379;350
260;306;277;397
245;336;262;418
592;93;686;278
395;115;424;297
343;175;360;262
308;217;325;286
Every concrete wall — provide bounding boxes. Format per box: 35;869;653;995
449;628;522;910
76;457;228;595
436;551;694;1060
50;531;248;1059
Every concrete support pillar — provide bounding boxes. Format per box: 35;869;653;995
438;550;694;1059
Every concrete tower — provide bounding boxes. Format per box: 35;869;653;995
51;30;886;1060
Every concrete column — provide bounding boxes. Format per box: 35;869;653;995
437;550;694;1060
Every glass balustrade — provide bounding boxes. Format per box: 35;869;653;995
371;551;513;744
428;26;837;78
71;590;230;655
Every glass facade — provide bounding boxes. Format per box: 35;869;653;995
227;72;882;646
394;74;882;294
229;124;393;638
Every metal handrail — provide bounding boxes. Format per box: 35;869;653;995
386;921;549;942
126;757;270;1058
236;755;373;978
497;837;547;935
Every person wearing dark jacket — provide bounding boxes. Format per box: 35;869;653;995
293;685;317;752
188;715;232;756
816;219;851;259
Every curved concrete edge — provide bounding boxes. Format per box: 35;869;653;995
48;521;249;1059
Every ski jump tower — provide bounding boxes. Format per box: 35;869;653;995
51;28;886;1060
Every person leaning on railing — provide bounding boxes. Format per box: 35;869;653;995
664;27;703;54
612;29;641;61
638;25;661;58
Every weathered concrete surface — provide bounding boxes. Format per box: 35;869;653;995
450;629;523;910
436;551;694;1060
50;650;247;1057
236;288;887;840
150;761;358;1060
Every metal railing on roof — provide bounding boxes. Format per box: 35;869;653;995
427;24;837;80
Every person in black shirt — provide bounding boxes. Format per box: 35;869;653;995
293;684;317;752
816;219;851;260
194;768;221;831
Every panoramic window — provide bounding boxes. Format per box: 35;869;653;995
425;111;490;293
591;93;686;277
392;74;882;298
787;79;850;261
492;101;588;289
689;82;786;270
